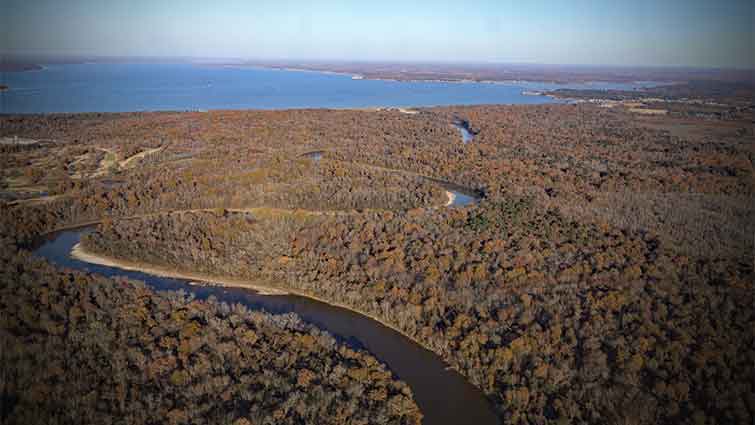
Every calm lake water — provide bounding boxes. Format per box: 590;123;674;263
1;63;654;113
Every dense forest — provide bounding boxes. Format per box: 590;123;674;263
2;102;753;424
0;243;422;424
82;195;753;424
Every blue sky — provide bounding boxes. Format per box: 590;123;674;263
3;0;753;68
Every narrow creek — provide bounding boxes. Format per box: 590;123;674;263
32;190;499;425
452;120;475;144
302;151;324;161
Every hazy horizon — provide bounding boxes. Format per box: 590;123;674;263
5;54;755;72
3;0;754;69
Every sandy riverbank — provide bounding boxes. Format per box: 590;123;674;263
71;243;288;295
444;190;456;206
69;241;453;366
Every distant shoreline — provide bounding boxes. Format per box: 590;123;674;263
215;63;617;86
203;62;674;88
217;61;736;87
0;63;44;73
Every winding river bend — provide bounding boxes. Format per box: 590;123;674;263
32;189;499;425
